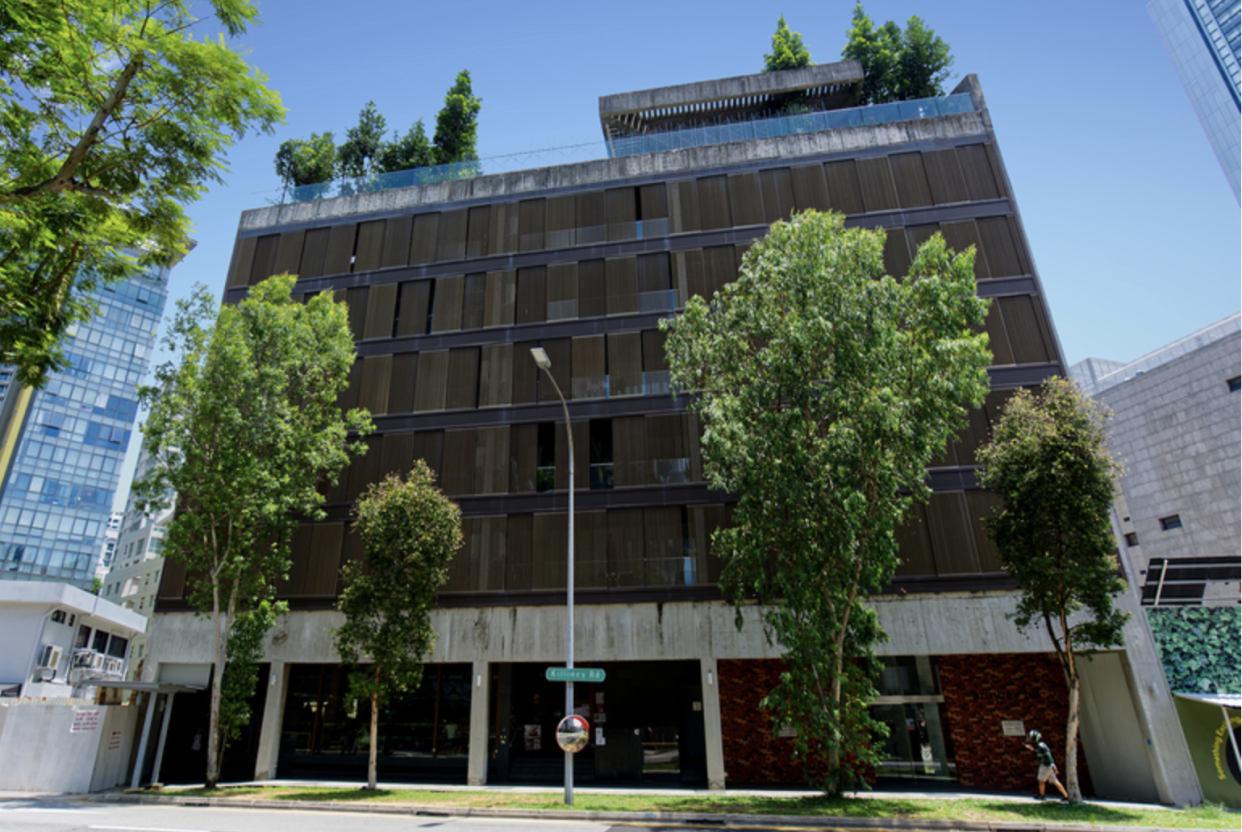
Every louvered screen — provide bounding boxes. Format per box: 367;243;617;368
538;339;570;404
670;179;701;233
728;172;766;227
518;198;546;252
441;429;476;495
639;183;669;236
337;523;364;595
409;213;440;265
823;161;865;215
926;491;980;575
856;158;899;213
956;144;1003;201
279;524;314;597
381;216;412;269
547;262;578;321
883;227;912;277
445;528;470;592
335;359;363;412
607;332;642;397
642;329;668;372
790;163;831;212
606;187;638;241
607;508;645;587
299;228;331;279
248;235;278;285
576;190;607;244
344;288;368;341
226;237;257;288
353;220;386;272
157;555;188;600
894;503;936;577
359;355;393;415
922;149;969;205
436;209;468;261
760;168;795;224
636;253;671;302
478;344;513;407
363;284;398;340
952;404;991;466
697;176;732;230
274;230;304;277
644;507;684;586
304;523;344;596
905;224;941;262
324;224;357;275
888;153;934;209
575;511;608;589
966;490;1005;572
983;304;1015;366
605;257;638;315
515;266;548;324
533;513;568;590
998;296;1051;363
546;195;575;249
646;414;688;485
380;431;415;479
571;335;606;400
702;246;738;298
509;423;538;492
511;340;538;405
489;202;518;255
475;426;510;494
413;350;449;411
577;260;606;317
445;347;480;410
395;281;431;337
348;436;385;502
690;504;726;585
612;415;646;486
506;514;534;590
679;249;708;302
431;275;464;333
413;430;444;480
938;220;991;279
554;421;589;491
461;273;486;330
483;269;516;327
474;515;508;592
975;217;1026;277
466;205;490;258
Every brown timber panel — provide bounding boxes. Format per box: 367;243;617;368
510;423;538;493
939;219;991;279
998;296;1051;364
923;149;970;205
348;436;385;503
413;350;449;411
515;266;548;325
538;338;570;403
345;287;369;341
975;217;1023;277
926;492;980;575
670;179;701;233
324;224;357;275
576;190;608;245
790;163;831;212
489;202;518;255
395;280;432;337
359;354;393;416
353;220;386;272
697;176;732;230
571;335;606;400
888;153;934;209
823;161;866;215
575;511;609;588
379;431;415;479
506;514;534;590
387;352;419;414
983;304;1015;366
413;430;444;481
248;235;279;285
546;195;576;249
606;187;638;241
226;236;257;288
466;205;491;258
644;507;683;586
304;523;344;596
856;157;900;213
906;223;941;261
554;420;588;491
431;275;464;333
273;230;305;277
474;426;510;495
607;332;642;397
478;344;513;407
483;269;516;328
518;198;546;252
636;253;670;296
363;283;398;340
639;183;669;228
728;172;766;227
445;347;481;410
381;215;413;269
702;245;738;298
474;515;508;592
608;508;645;587
965;490;1004;572
547;262;578;320
642;328;668;373
894;503;936;577
436;209;468;262
335;359;363;414
760;168;796;224
605;256;639;316
956;144;1003;201
883;227;912;277
461;273;486;330
441;429;476;496
409;213;440;265
533;513;568;590
613;415;646;487
511;340;538;405
577;260;606;318
299;228;331;279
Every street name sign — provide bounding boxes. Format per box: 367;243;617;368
545;667;605;683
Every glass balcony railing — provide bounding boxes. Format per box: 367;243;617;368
569;371;671;401
277;94;975;205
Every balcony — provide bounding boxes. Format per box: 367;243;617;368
70;649;126;683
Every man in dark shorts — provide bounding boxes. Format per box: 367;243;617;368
1024;730;1069;802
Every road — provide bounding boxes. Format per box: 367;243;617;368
0;797;835;832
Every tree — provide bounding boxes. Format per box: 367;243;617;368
842;3;953;105
433;70;482;166
218;600;285;751
274;132;337;190
976;377;1130;803
375;120;436;175
136;274;371;788
764;15;812;73
338;102;388;179
90;576;102;596
663;211;990;794
0;0;284;389
334;462;462;790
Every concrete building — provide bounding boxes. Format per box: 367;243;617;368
0;581;146;699
1148;0;1242;201
103;446;174;679
147;63;1199;802
1072;312;1241;607
0;267;171;589
93;512;123;586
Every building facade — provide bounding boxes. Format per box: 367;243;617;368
0;267;170;589
148;64;1199;802
1148;0;1242;201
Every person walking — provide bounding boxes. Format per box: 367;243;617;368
1024;729;1070;802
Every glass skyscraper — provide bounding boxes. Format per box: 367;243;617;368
0;266;169;588
1149;0;1242;201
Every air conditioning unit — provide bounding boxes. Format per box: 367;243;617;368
36;644;61;670
90;653;105;670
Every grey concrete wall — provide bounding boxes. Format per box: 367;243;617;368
0;701;140;793
1078;651;1161;802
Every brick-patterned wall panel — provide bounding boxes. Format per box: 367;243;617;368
718;659;827;784
938;653;1092;794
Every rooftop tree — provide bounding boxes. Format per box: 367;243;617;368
842;3;954;104
433;70;482;166
663;210;991;794
764;15;813;73
0;0;284;389
977;377;1130;803
137;275;371;787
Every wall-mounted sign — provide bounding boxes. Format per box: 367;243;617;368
107;731;122;750
546;667;605;683
1001;720;1025;737
70;709;101;733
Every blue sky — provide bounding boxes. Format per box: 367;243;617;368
114;0;1241;507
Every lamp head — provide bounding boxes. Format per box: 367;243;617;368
530;347;551;372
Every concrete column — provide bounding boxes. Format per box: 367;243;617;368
700;657;725;790
253;661;289;782
466;660;490;786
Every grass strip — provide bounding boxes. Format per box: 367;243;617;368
170;786;1237;828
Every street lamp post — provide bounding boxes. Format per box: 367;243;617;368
530;347;575;806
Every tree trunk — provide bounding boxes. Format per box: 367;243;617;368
1065;668;1082;802
205;639;226;788
368;688;379;790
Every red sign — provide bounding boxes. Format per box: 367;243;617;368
107;731;122;750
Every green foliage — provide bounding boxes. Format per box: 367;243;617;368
0;0;284;389
337;102;388;179
1147;607;1241;694
433;70;482;166
663;210;991;794
335;462;461;788
90;576;102;596
375;120;435;174
841;3;954;105
764;15;812;73
219;600;286;749
274;132;337;188
137;274;371;786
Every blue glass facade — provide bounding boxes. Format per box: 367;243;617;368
0;267;169;588
1149;0;1242;201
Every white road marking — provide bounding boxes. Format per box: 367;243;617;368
0;804;106;813
89;826;207;832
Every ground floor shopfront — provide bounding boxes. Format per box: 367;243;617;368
146;592;1201;803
